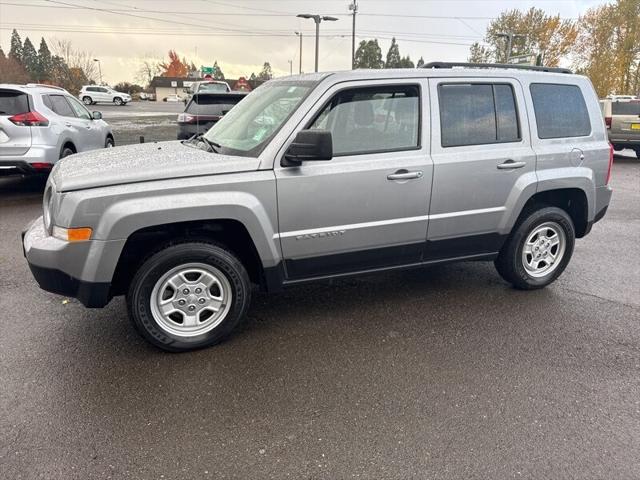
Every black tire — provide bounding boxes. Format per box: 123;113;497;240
126;242;252;352
634;148;640;159
105;136;115;148
494;206;575;290
60;146;75;159
114;97;123;106
82;96;92;105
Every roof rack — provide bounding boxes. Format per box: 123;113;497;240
25;83;67;90
421;62;573;75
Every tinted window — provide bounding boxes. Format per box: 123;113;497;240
198;83;229;93
186;94;245;115
439;83;520;147
530;84;591;139
0;90;29;115
66;96;92;120
612;101;640;116
309;85;420;156
49;95;75;117
86;87;98;92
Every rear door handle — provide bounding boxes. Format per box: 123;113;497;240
387;170;423;181
497;160;526;170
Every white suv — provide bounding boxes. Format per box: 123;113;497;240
79;85;131;106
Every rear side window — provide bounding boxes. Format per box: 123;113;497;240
48;95;76;117
438;83;520;147
612;101;640;116
0;90;29;115
530;84;591;139
186;95;245;115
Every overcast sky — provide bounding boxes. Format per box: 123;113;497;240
0;0;606;84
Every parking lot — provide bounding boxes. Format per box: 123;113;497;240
1;110;639;478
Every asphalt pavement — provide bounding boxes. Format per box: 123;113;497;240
0;147;639;479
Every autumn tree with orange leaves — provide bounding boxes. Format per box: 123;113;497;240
159;50;190;77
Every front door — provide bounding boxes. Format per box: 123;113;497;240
426;78;536;259
275;80;433;280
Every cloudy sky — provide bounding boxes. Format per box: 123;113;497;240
0;0;605;84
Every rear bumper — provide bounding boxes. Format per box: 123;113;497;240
0;144;59;175
177;122;216;140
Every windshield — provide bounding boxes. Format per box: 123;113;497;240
203;81;315;157
199;83;229;93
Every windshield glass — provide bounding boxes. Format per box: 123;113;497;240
199;83;229;93
204;81;315;157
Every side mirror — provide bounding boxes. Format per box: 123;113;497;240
92;111;102;120
282;130;333;167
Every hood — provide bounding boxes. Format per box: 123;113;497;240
51;141;261;192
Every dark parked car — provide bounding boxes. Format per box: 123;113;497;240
177;92;247;139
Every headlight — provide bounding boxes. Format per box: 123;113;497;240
42;185;54;232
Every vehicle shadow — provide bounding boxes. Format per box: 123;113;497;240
0;174;47;201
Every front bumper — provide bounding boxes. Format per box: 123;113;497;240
22;217;113;307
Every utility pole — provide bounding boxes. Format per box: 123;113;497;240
288;60;293;75
295;31;303;74
349;0;358;69
93;58;103;84
496;33;527;63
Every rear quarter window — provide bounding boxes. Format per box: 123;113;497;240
530;83;591;139
0;90;29;115
612;101;640;116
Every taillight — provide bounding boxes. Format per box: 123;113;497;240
606;143;613;185
9;111;49;127
604;116;612;129
177;113;195;123
31;162;53;171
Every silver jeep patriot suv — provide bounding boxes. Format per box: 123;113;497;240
23;63;613;352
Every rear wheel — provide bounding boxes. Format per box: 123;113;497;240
495;207;575;289
82;96;92;105
127;242;252;352
114;97;123;106
105;136;114;148
60;146;75;159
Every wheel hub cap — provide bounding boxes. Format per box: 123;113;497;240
150;263;232;337
522;222;566;278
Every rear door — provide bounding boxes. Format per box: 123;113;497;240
427;78;536;258
611;100;640;143
0;89;32;157
48;94;92;151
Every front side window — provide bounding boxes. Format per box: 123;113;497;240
48;95;75;117
438;83;520;147
309;85;420;156
530;83;591;139
66;96;92;120
204;81;315;157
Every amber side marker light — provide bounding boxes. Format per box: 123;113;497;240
53;226;93;242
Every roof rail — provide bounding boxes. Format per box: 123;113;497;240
25;83;67;91
421;61;573;75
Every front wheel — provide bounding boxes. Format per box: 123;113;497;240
495;207;575;289
127;242;252;352
113;97;123;106
105;136;115;148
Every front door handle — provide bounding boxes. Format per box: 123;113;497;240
387;170;423;181
497;160;526;170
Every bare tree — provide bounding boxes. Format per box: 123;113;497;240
51;38;98;83
136;56;162;88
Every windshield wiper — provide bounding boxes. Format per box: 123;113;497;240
192;133;220;154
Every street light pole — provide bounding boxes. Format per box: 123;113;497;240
349;0;358;69
288;60;293;75
93;58;103;84
297;14;338;73
295;31;303;74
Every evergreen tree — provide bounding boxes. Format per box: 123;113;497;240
213;60;225;80
258;62;273;80
22;37;39;79
353;40;384;69
416;57;425;68
9;29;23;63
37;38;52;81
385;37;402;68
399;55;415;68
0;46;6;62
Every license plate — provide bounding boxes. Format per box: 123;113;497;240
631;124;640;130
